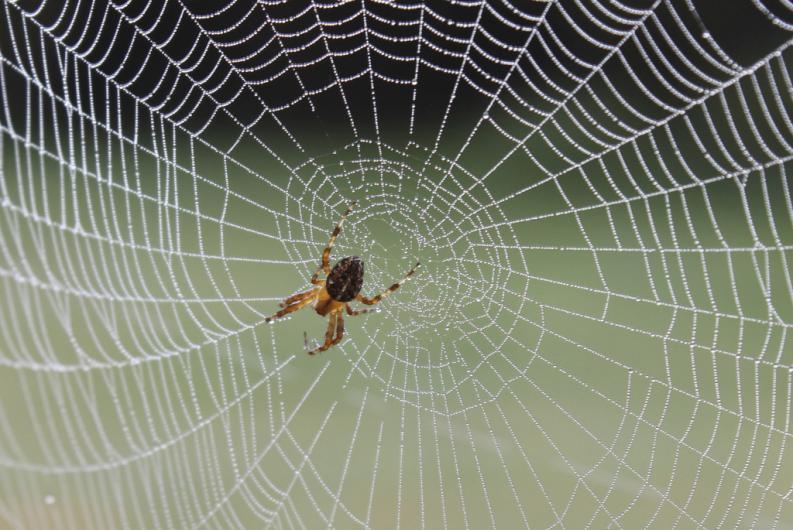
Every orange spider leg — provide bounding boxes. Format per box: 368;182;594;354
306;310;345;355
312;201;356;284
346;304;377;316
356;261;420;306
265;293;315;323
279;288;317;308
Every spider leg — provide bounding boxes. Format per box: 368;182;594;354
310;271;326;286
356;261;420;306
334;313;345;346
278;288;316;308
265;293;315;323
346;303;378;316
307;311;344;355
315;201;356;281
306;312;335;354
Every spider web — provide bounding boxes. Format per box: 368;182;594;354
2;0;793;527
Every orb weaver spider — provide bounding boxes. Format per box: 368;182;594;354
265;201;420;354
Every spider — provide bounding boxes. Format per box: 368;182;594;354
265;201;420;355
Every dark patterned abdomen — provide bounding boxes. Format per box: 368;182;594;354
326;256;364;302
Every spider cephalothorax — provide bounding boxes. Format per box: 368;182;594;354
265;202;419;354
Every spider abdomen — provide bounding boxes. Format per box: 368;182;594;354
326;256;364;302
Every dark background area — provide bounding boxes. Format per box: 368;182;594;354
4;0;791;154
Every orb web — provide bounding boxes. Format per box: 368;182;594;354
2;0;793;528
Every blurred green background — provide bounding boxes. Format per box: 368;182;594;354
2;136;793;528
